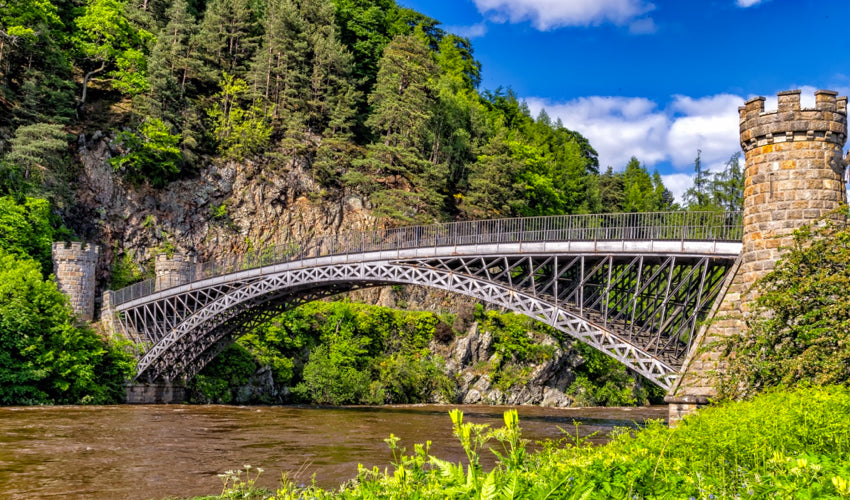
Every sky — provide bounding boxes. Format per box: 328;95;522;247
398;0;850;201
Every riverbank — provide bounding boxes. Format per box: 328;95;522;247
199;386;850;499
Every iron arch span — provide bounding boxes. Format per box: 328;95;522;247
115;244;740;390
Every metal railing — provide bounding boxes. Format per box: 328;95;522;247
111;210;743;306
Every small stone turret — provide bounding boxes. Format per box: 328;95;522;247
667;89;848;424
52;242;99;321
154;253;196;292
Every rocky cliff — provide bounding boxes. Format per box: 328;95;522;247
70;133;653;408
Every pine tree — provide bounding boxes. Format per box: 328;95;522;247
682;149;712;209
425;34;482;203
709;152;744;212
198;0;260;77
4;123;69;191
598;166;625;213
1;0;75;126
356;30;440;221
303;0;358;138
154;0;200;95
463;129;521;218
250;0;309;148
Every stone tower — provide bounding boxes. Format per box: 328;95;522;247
738;89;847;285
52;242;100;321
154;253;196;292
667;89;848;422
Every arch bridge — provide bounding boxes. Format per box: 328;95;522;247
107;211;743;391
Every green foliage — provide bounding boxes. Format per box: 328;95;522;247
193;301;454;405
189;343;257;403
0;248;134;404
0;195;55;274
3;122;70;192
109;250;147;289
719;214;850;398
294;343;375;404
111;118;183;186
683;151;743;212
0;0;75;126
197;0;260;75
211;386;850;500
473;309;655;405
207;72;273;160
565;342;658;406
73;0;153;104
479;310;552;365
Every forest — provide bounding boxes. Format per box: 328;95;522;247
0;0;746;405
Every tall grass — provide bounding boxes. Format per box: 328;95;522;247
206;385;850;499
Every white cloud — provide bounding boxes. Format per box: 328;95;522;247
667;94;742;168
660;173;694;203
736;0;765;7
525;93;743;175
444;22;488;39
526;96;671;169
472;0;655;30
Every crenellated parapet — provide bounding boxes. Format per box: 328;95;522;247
739;89;847;151
737;89;848;288
52;242;100;321
154;253;196;292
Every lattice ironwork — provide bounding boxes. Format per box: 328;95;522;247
118;253;739;390
112;211;742;305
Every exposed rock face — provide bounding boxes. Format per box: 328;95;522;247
432;324;586;407
72;133;377;293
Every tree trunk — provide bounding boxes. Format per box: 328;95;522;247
80;60;107;107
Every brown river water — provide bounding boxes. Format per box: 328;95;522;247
0;404;666;499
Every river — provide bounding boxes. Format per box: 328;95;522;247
0;404;666;499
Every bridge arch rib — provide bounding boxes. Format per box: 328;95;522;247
118;249;739;390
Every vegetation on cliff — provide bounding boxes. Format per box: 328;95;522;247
189;301;660;406
201;385;850;499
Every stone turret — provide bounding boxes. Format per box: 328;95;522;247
738;89;847;284
667;90;848;423
52;242;99;321
154;253;196;292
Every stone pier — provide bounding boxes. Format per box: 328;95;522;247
154;252;196;291
666;89;848;424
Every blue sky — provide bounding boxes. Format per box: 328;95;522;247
399;0;850;200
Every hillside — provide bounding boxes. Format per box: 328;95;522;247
0;0;699;405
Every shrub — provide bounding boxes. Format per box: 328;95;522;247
0;248;134;404
111;118;182;187
720;214;850;398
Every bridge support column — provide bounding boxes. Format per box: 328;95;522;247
126;383;186;404
666;89;848;423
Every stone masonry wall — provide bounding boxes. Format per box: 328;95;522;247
668;90;848;412
52;242;100;321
